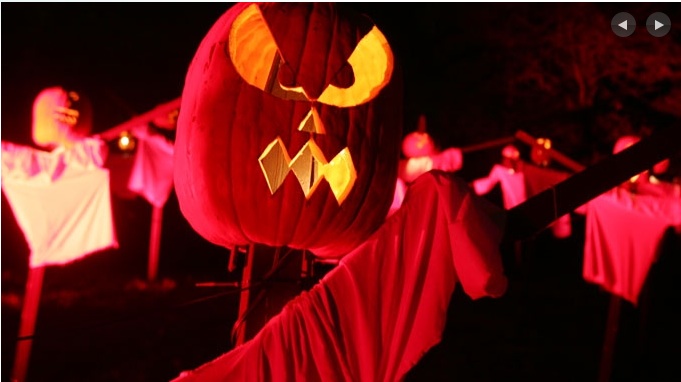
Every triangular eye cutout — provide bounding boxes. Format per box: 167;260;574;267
229;4;278;91
229;3;308;101
317;26;394;108
230;4;393;107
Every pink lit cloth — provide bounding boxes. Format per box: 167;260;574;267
1;139;118;268
472;164;526;209
174;172;507;382
387;177;407;218
473;163;572;238
127;125;175;208
584;189;681;305
398;148;463;184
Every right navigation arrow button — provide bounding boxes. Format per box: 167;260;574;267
647;12;671;37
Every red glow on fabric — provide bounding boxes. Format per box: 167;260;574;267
584;188;681;305
127;125;175;208
473;161;572;238
173;172;507;382
473;164;527;209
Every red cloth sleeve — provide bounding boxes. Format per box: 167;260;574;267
584;190;681;305
173;172;507;382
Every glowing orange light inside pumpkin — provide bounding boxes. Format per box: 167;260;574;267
229;4;394;107
117;132;136;152
230;3;393;204
530;137;552;167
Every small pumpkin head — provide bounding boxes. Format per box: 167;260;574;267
401;115;436;158
530;137;552;167
32;86;92;149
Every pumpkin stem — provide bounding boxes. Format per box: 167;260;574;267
416;114;427;133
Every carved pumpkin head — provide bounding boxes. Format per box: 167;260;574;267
32;86;92;149
174;3;403;258
401;114;436;158
530;137;552;167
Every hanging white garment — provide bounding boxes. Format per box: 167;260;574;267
127;125;175;208
1;138;118;268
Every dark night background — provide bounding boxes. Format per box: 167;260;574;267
2;2;681;382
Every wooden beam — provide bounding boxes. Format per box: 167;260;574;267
505;123;681;240
460;136;516;154
96;98;181;141
514;130;586;172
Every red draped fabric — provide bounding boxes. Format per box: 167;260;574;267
174;172;508;382
584;188;681;305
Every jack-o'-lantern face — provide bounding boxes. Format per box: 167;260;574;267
229;3;394;204
174;2;403;258
32;87;92;149
530;137;552;167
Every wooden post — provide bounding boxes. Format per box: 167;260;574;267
231;245;304;345
147;205;164;282
598;295;622;382
12;266;46;382
234;244;255;346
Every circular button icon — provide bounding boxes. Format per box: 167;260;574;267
647;12;671;37
612;12;636;37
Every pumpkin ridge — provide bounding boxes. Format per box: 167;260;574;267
298;3;337;102
323;6;341;95
227;80;247;243
263;3;311;92
300;107;366;255
275;101;306;246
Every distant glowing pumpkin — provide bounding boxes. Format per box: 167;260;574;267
530;137;552;167
32;86;92;149
401;115;436;158
174;2;403;258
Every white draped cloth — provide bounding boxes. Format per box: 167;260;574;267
1;138;118;268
